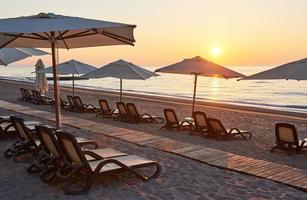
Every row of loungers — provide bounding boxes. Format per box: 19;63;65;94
20;88;54;105
4;116;161;195
52;98;307;153
19;89;253;140
17;88;307;153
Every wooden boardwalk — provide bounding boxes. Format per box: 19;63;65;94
1;100;307;192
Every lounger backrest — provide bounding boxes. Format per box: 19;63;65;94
117;102;128;115
67;95;75;106
275;123;299;145
24;89;31;98
126;103;139;116
10;116;34;144
34;90;43;101
20;88;26;98
32;90;37;98
74;96;84;108
207;118;227;134
164;109;179;124
99;99;111;111
36;125;60;157
60;98;65;106
193;111;208;127
57;131;90;168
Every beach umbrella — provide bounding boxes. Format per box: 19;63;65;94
155;56;245;116
37;59;97;96
240;58;307;81
81;59;158;102
0;12;136;128
34;59;48;94
0;48;48;66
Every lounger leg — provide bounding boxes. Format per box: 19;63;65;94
63;174;93;195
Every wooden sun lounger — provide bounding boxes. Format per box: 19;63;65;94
4;116;41;161
96;99;118;118
20;88;35;103
27;126;127;183
126;103;164;124
207;118;252;140
190;111;209;136
160;108;192;131
74;96;98;113
115;102;130;122
32;90;55;105
271;123;307;154
56;131;161;195
0;115;41;135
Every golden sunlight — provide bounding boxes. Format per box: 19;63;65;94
211;47;221;57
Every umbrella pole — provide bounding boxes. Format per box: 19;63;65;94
72;73;75;96
120;77;122;102
192;74;198;117
51;32;61;129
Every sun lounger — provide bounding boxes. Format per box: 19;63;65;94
28;126;127;183
96;99;118;118
0;115;41;135
126;103;164;124
73;96;98;113
32;90;55;105
115;102;130;122
19;88;28;101
4;116;41;160
191;111;209;136
56;131;161;195
21;88;35;103
207;118;252;140
60;97;70;110
66;95;77;112
160;108;192;131
271;123;307;154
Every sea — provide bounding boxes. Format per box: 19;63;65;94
1;65;307;114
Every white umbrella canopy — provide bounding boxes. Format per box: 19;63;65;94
0;13;135;49
81;59;158;101
0;12;136;129
0;48;48;66
156;56;245;116
37;59;97;75
240;58;307;81
37;59;97;96
34;59;48;94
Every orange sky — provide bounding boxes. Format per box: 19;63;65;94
1;0;306;67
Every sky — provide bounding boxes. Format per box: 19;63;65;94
0;0;306;67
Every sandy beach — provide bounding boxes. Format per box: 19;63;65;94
0;78;307;199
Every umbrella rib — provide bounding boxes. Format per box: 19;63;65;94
58;31;69;50
58;30;91;40
99;31;134;46
0;33;23;48
43;32;52;40
4;34;46;41
31;33;49;40
60;32;98;40
102;30;135;43
55;30;70;40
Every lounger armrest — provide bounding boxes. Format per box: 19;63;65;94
94;158;149;181
180;120;192;126
229;128;240;134
141;113;152;118
84;104;96;108
83;150;104;160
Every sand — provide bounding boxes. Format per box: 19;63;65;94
0;78;307;199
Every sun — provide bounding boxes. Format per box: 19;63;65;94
211;47;221;56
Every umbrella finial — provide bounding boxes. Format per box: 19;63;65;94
36;13;50;18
